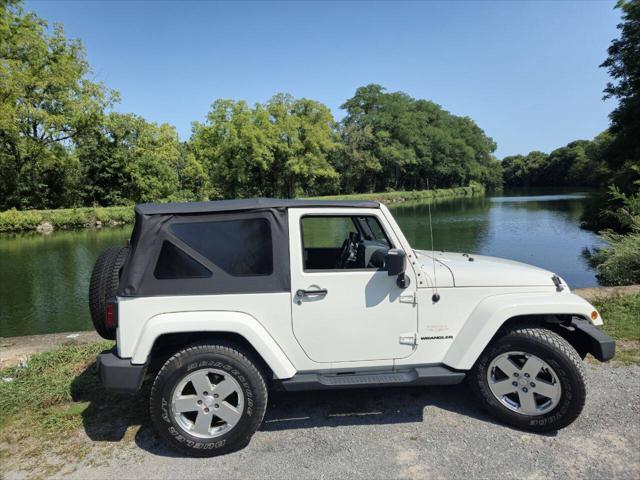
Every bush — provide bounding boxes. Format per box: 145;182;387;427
313;183;485;204
589;224;640;286
0;206;135;233
587;188;640;286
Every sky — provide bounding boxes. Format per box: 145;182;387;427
26;0;621;158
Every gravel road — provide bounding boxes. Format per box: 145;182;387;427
6;362;640;479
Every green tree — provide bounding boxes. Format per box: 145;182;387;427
339;85;500;192
266;94;339;197
191;99;276;199
501;140;611;189
501;151;548;187
191;94;339;199
173;144;212;201
570;132;613;185
77;113;189;205
333;123;380;193
600;0;640;194
0;0;116;209
581;0;640;234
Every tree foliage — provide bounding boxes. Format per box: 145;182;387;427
191;94;340;199
76;113;206;205
584;0;640;234
600;0;640;194
587;186;640;285
337;85;502;193
501;134;613;188
0;0;115;209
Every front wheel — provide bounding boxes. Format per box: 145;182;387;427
469;327;586;432
150;342;268;456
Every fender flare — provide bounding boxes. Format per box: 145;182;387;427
130;310;297;379
443;292;601;370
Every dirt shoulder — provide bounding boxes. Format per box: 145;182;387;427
573;284;640;301
0;331;101;368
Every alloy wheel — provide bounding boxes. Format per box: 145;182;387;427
487;351;562;416
171;368;245;438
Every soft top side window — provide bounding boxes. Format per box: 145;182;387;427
169;218;273;276
154;240;212;279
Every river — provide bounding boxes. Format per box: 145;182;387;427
0;189;604;337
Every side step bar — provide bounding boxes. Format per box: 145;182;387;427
280;365;465;391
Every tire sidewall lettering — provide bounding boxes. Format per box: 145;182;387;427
474;331;585;431
154;350;263;454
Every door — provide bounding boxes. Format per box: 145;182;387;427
289;208;418;363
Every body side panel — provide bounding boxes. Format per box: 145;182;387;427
117;292;316;377
441;291;601;370
129;310;296;378
394;287;601;369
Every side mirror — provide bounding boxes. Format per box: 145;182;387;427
386;249;410;288
386;249;406;276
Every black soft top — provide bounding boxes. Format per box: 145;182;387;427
119;197;380;297
135;198;380;215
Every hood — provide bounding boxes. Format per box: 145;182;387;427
414;250;562;288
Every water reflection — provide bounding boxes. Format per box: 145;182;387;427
0;228;131;337
391;192;604;290
391;196;491;253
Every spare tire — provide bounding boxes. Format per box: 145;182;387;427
89;245;129;340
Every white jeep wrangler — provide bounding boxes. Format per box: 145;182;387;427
90;198;615;456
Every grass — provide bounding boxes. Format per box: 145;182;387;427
593;293;640;364
0;341;134;433
0;184;485;233
0;340;150;473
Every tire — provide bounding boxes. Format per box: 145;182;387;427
88;245;129;340
150;342;268;457
469;326;586;432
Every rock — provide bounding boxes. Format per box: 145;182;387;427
36;222;54;234
95;220;103;228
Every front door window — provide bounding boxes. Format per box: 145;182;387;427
301;215;392;271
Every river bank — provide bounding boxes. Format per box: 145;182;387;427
1;286;637;369
0;184;484;233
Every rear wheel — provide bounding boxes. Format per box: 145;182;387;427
150;342;268;456
469;326;586;432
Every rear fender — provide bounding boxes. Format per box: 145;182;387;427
443;292;603;370
131;311;297;379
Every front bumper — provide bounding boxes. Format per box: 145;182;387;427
96;349;146;394
570;318;616;362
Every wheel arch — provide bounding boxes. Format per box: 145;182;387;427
443;292;602;370
486;313;597;360
147;331;274;381
131;311;297;379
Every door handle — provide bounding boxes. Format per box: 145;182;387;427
296;288;328;298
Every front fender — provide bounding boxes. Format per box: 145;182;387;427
131;310;297;379
443;292;601;370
